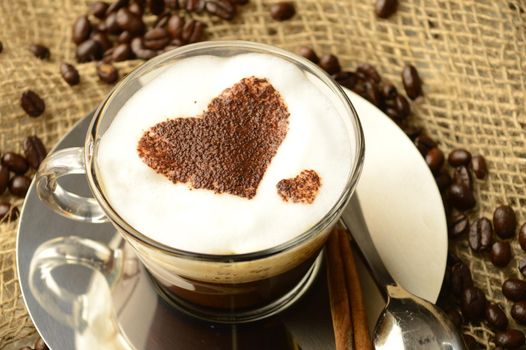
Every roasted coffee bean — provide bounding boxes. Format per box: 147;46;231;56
471;155;488;179
297;47;319;63
270;2;295;21
148;0;165;14
112;43;131;61
502;278;526;301
511;301;526;325
97;63;119;84
153;12;171;28
447;183;475;211
469;217;493;252
494;329;525;349
104;12;122;35
357;64;381;83
164;38;184;52
90;1;109;19
2;152;28;175
206;0;236;20
446;308;462;328
400;123;422;141
334;71;358;90
34;337;49;350
394;95;410;118
414;134;436;156
131;37;157;59
519;259;526;277
461;286;486;322
20;90;45;117
375;0;397;18
0;41;3;54
380;83;397;99
185;0;207;12
181;20;205;44
425;147;444;174
0;202;19;221
143;28;170;50
485;303;508;330
319;54;341;75
402;64;422;99
129;2;144;15
450;261;473;297
491;241;512;267
117;31;132;43
448;148;471;167
30;44;50;60
75;39;103;62
453;165;472;190
167;15;185;38
72;15;92;44
364;81;382;107
106;0;129;15
493;205;517;239
59;63;80;86
91;32;113;52
24;135;47;169
9;175;31;197
436;170;452;192
116;8;145;35
102;47;114;62
519;223;526;251
449;213;469;238
0;165;9;194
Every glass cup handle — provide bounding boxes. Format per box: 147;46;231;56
36;147;108;223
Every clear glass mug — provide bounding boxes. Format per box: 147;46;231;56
35;41;364;323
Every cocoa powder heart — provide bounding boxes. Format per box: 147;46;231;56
276;169;321;204
137;77;290;199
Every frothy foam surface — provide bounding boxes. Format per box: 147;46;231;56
97;53;354;254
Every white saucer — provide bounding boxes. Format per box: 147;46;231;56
15;89;447;350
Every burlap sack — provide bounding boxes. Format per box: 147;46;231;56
0;0;524;348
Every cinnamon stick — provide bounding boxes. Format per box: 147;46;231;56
326;230;353;350
337;229;373;350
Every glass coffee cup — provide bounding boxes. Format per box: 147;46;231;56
35;41;364;323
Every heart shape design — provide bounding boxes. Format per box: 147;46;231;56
276;169;321;204
137;77;290;199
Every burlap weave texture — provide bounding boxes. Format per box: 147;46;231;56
0;0;525;349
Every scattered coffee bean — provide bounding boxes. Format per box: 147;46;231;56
89;1;109;19
452;165;472;190
448;149;471;167
91;32;113;52
502;278;526;301
450;261;473;297
24;135;47;169
97;63;119;84
104;12;122;35
394;95;410;118
511;301;526;325
153;12;171;28
334;71;358;90
462;334;479;349
129;2;144;15
414;134;436;156
494;329;525;349
375;0;397;18
59;63;80;86
34;337;49;350
447;183;475;211
493;205;517;239
112;43;131;62
319;54;341;75
116;8;145;35
30;44;50;60
297;47;319;64
2;152;29;174
9;175;31;197
436;170;452;192
143;27;170;50
0;202;19;221
485;303;508;330
167;15;185;38
75;39;103;62
131;37;157;60
106;0;129;16
471;155;487;179
72;15;92;44
356;63;381;83
181;20;206;44
490;241;512;267
270;2;295;21
468;217;493;252
20;90;45;117
425;147;444;174
449;213;469;238
181;0;205;12
118;31;133;44
380;83;397;99
164;38;185;52
446;308;462;328
400;123;422;141
519;259;526;277
206;0;236;20
0;41;3;54
364;81;382;107
149;0;165;15
0;165;8;194
519;223;526;251
461;286;486;322
402;64;422;99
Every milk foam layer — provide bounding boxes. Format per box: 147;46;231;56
97;53;354;254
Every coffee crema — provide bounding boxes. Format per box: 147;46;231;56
97;53;353;254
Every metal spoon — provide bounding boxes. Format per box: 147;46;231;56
340;194;466;350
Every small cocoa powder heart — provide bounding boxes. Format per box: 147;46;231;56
276;169;321;204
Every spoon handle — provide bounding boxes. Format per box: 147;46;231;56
340;194;395;290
